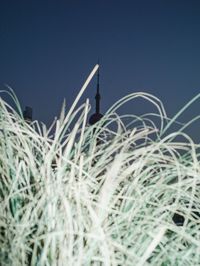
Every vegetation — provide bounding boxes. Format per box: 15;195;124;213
1;65;200;265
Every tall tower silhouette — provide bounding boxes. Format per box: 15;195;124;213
89;65;103;125
23;106;33;124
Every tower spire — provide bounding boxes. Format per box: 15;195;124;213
89;62;103;125
95;65;100;114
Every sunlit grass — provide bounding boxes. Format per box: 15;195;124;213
1;65;200;265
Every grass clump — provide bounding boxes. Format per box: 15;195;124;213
0;65;200;265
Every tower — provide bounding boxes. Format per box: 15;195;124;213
89;65;103;125
23;106;33;123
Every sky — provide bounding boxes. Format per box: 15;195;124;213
1;0;200;141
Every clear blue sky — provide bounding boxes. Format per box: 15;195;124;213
1;0;200;140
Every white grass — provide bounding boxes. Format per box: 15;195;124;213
1;65;200;265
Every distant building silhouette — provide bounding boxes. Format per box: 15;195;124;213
23;106;33;123
89;65;103;125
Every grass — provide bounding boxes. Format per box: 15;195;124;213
0;65;200;265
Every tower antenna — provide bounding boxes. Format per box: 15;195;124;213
95;62;100;114
89;61;103;125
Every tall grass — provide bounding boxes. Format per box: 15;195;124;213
1;65;200;265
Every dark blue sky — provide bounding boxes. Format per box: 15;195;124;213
1;0;200;140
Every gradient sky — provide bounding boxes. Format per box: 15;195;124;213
1;0;200;140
